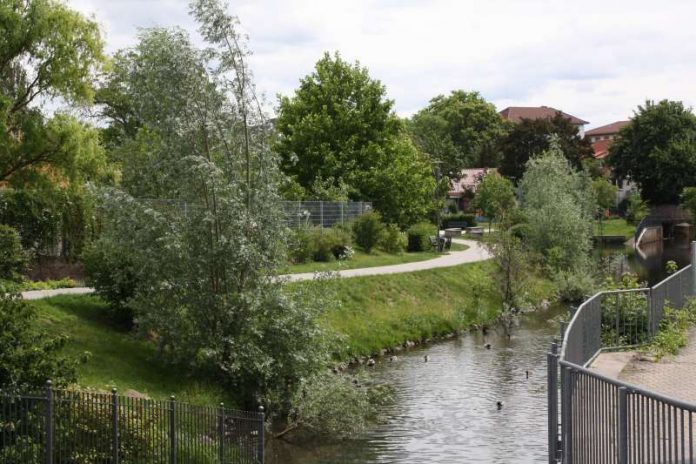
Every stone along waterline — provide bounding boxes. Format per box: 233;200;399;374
267;304;566;464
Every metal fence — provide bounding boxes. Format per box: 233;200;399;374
0;382;264;464
549;242;696;463
281;201;372;228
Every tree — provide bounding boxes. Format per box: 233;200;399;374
681;187;696;222
520;136;596;272
274;52;434;227
609;100;696;204
409;90;507;176
93;6;330;410
472;171;516;231
592;177;618;235
499;113;593;181
0;0;106;186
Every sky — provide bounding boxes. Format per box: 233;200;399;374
69;0;696;129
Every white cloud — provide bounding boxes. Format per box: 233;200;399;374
69;0;696;128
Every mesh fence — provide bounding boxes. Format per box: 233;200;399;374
281;201;372;228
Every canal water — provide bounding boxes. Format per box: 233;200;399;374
268;238;692;464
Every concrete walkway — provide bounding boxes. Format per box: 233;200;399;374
21;238;491;299
591;327;696;404
282;238;490;282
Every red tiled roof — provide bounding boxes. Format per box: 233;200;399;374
499;106;589;125
449;168;497;196
591;139;612;159
585;120;630;137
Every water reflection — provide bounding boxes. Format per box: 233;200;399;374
267;306;565;464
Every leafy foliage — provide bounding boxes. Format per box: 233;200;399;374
499;113;593;181
274;52;434;227
472;171;516;223
648;299;696;360
441;212;477;228
609;100;696;204
409;90;507;175
625;194;649;224
0;224;28;282
378;223;406;254
352;211;385;253
520;136;596;272
406;222;436;252
0;292;79;393
680;187;696;222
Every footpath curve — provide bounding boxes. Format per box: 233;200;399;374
21;238;491;300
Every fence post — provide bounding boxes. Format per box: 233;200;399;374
169;396;177;464
257;406;265;464
618;387;629;464
340;202;344;225
320;201;324;228
560;321;567;342
547;348;559;464
45;380;54;464
112;388;119;464
561;367;573;464
218;403;225;463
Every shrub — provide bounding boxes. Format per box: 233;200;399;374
407;222;436;252
326;226;353;260
625;194;649;224
289;228;314;264
0;225;29;282
310;229;336;262
441;213;476;229
379;224;406;254
352;211;385;253
648;300;696;359
82;240;138;326
289;226;353;263
553;269;596;303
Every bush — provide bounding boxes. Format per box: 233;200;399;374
0;225;29;282
82;240;138;326
441;213;476;229
407;222;436;252
625;194;649;224
379;224;406;254
352;211;385;253
289;226;353;263
553;269;596;303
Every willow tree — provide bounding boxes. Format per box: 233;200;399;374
93;2;330;408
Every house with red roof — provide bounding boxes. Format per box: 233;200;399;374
585;120;630;159
499;106;589;137
447;168;497;211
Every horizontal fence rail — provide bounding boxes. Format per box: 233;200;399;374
0;383;264;464
550;242;696;463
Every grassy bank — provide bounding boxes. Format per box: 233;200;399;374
594;218;636;239
281;243;468;274
291;261;556;359
31;295;230;405
32;261;556;401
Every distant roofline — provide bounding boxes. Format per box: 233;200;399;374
499;106;589;125
585;120;631;136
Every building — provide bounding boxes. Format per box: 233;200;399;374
585;120;630;144
447;168;496;211
585;120;634;202
499;106;589;137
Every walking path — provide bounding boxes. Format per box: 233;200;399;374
592;327;696;404
21;238;491;299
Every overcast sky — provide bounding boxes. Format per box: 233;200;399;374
69;0;696;129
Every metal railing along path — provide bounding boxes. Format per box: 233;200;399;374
548;241;696;463
0;382;264;464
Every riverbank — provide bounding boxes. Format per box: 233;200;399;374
291;261;557;360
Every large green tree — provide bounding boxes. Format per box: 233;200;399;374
0;0;106;187
409;90;506;176
274;52;434;226
499;113;593;181
609;100;696;204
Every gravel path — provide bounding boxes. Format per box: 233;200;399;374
21;238;491;299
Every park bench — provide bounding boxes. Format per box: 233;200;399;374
429;235;452;252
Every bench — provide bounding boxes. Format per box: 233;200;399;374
429;235;452;252
444;228;462;238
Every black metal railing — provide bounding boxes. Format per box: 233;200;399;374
0;383;264;464
549;242;696;463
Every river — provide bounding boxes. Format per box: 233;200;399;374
267;238;692;464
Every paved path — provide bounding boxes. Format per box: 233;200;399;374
592;327;696;404
21;238;491;299
282;238;490;282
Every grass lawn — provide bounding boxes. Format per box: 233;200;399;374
30;295;231;405
281;243;469;274
594;218;636;239
290;261;556;359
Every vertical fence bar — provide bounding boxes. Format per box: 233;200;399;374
258;406;265;464
547;349;559;463
692;242;696;294
169;396;177;464
45;380;53;464
618;387;629;464
562;366;573;464
219;403;225;463
112;388;119;464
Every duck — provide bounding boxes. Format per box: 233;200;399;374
526;370;530;379
484;343;492;350
423;355;430;363
389;355;398;362
367;358;376;367
496;401;504;410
